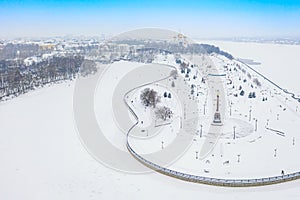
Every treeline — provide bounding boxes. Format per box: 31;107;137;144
114;40;234;60
0;55;84;100
0;43;40;60
198;44;234;60
0;43;100;60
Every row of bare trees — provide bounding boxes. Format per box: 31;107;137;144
0;55;85;100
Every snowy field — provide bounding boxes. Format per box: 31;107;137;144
1;42;300;199
169;54;300;179
123;52;300;181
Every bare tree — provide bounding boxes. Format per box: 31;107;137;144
140;88;160;108
155;106;173;121
0;55;84;99
80;59;97;76
253;78;261;87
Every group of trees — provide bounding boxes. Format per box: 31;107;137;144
163;91;172;98
115;40;234;61
191;43;233;59
155;106;173;121
140;88;173;121
248;92;256;98
237;90;256;98
0;55;85;99
140;88;161;108
253;78;262;87
0;43;40;60
80;59;97;76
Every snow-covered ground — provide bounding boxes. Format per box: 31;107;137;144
2;41;300;199
197;40;300;94
1;68;300;200
124;52;300;180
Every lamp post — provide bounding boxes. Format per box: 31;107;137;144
196;151;198;159
274;148;277;157
255;119;258;131
161;141;164;149
233;126;236;140
180;116;182;129
200;124;203;138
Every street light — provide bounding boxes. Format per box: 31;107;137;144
180;116;182;129
233;126;236;140
230;101;232;116
255;119;258;131
200;124;203;138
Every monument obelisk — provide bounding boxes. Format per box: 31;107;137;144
212;94;222;125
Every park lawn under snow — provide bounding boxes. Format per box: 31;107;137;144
197;40;300;94
1;42;300;200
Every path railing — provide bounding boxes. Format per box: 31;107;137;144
126;137;300;187
124;61;300;187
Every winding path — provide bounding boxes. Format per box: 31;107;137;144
124;59;300;187
122;63;198;169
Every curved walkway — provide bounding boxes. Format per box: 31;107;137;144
124;59;300;187
127;138;300;187
126;99;300;186
113;63;174;139
124;63;199;168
